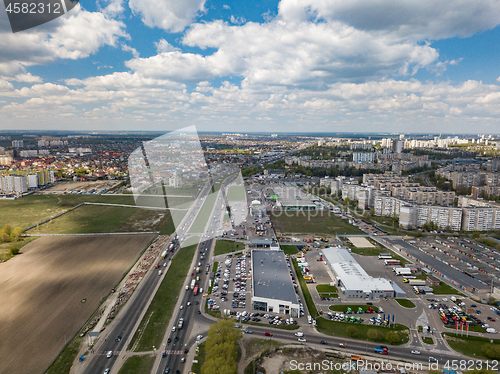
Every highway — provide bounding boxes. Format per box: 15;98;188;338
80;175;219;374
156;173;239;374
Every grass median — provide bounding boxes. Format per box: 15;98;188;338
130;244;197;351
214;240;245;256
292;258;318;317
281;245;299;255
316;317;409;345
117;354;155;374
395;299;416;308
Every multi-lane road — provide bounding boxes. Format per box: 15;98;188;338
80;168;467;374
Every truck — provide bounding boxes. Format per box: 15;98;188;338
161;250;167;259
178;318;184;329
196;267;200;274
408;279;426;286
393;267;412;276
191;279;196;290
384;259;400;265
168;242;174;251
374;347;388;355
193;285;199;296
154;263;159;269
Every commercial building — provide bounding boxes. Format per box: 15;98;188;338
322;247;395;299
273;186;316;211
251;250;300;317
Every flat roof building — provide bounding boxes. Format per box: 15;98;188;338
323;247;395;299
251;250;300;317
273;186;317;211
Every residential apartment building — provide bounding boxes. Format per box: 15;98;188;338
0;175;28;193
352;152;374;163
374;195;462;230
462;207;500;231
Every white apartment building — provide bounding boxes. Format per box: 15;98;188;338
353;152;375;163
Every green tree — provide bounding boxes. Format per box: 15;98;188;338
367;329;383;341
202;319;242;374
10;227;24;241
483;343;500;360
0;232;10;243
346;326;357;338
3;224;11;236
385;331;399;345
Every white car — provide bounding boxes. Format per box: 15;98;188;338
298;338;307;342
106;351;113;358
411;350;421;355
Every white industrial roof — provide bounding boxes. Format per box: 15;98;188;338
323;247;394;292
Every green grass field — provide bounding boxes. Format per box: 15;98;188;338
130;244;197;351
31;204;173;234
396;299;416;308
227;185;246;201
214;240;245;256
444;333;500;360
328;304;379;312
431;282;465;296
271;211;364;235
316;284;337;293
281;244;299;255
316;318;409;345
0;193;180;232
0;194;137;229
117;354;156;374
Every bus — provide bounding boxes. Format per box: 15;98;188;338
193;285;199;296
350;355;363;361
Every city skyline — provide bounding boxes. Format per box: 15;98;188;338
1;0;500;133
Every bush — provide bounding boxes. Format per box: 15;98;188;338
9;247;20;256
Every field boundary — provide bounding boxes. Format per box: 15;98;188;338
25;232;160;237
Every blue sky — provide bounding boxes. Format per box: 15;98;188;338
1;0;500;134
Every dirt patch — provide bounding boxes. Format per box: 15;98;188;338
42;181;120;194
0;234;155;374
348;236;375;248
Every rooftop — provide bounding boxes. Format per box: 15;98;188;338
252;250;298;304
323;247;394;292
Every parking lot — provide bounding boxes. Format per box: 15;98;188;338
207;252;308;327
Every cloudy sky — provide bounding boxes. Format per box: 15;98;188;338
1;0;500;134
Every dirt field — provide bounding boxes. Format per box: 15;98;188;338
42;181;121;194
0;234;155;374
348;236;375;248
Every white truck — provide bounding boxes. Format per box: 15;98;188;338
178;318;184;329
190;279;196;290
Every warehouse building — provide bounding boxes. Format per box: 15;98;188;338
323;247;395;299
273;186;316;211
251;250;300;317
